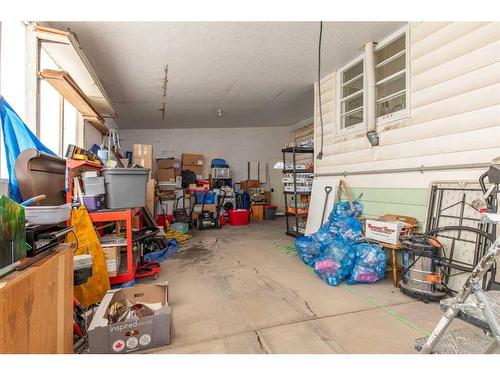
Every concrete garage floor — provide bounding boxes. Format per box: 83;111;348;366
148;218;470;354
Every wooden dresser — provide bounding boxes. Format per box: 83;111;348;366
0;244;73;353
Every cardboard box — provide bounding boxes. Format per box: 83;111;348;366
157;159;180;169
133;157;153;170
182;153;203;166
133;144;153;159
157;168;176;182
146;179;156;214
192;204;216;213
88;282;171;353
181;165;203;176
365;219;407;245
103;246;122;277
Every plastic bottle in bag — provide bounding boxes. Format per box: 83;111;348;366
295;236;322;266
347;242;387;285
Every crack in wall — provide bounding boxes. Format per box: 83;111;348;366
254;330;269;354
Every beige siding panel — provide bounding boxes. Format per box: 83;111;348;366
412;40;500;92
295;127;313;141
320;89;335;105
412;62;500;108
321;126;500;166
319;82;334;96
316;146;499;177
411;23;500;76
318;110;334;126
411;22;488;61
381;105;500;146
410;22;453;44
411;83;500;125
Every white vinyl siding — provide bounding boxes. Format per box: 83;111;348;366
314;21;500;188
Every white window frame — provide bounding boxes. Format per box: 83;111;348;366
335;54;367;137
375;25;410;126
36;37;84;156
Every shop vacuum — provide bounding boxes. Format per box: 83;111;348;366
398;235;447;302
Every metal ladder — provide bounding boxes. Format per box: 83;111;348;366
415;213;500;354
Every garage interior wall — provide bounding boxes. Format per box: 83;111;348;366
120;126;293;188
314;21;500;228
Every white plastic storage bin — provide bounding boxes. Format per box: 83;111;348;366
101;168;150;209
83;176;105;195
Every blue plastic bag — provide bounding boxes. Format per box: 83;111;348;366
0;96;55;202
296;236;322;266
328;216;363;244
347;242;387;285
328;201;363;221
314;241;356;286
311;223;335;250
143;239;178;263
295;200;379;287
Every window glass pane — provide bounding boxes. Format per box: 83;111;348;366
63;100;78;155
341;92;363;114
342;60;363;83
342;109;363;128
39;46;60;70
39;80;61;155
375;34;405;65
377;94;406;117
375;53;405;81
342;76;363;97
376;74;406;100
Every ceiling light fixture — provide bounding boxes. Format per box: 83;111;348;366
217;109;223;117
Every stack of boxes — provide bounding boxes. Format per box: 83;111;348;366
181;153;204;180
132;144;156;215
157;158;181;188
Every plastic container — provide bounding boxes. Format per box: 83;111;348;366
228;209;250;226
156;214;173;227
264;205;277;220
195;191;216;205
83;176;105;195
25;203;72;225
170;222;189;234
81;194;105;211
74;254;93;285
101;168;150;209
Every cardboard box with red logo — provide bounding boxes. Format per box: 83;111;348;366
365;219;408;245
88;282;171;353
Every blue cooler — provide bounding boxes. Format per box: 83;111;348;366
195;191;216;204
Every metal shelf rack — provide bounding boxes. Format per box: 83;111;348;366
281;146;314;237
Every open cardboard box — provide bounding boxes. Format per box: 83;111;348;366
88;282;171;353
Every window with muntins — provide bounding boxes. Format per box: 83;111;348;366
339;59;364;129
375;33;407;120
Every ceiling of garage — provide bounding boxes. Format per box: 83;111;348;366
49;22;406;129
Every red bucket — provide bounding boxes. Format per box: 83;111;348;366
228;209;250;226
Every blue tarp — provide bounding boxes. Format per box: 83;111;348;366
0;96;55;202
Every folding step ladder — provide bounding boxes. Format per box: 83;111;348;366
415;213;500;354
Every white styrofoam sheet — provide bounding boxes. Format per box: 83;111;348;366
305;176;340;235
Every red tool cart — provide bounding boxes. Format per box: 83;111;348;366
66;159;160;285
88;208;160;285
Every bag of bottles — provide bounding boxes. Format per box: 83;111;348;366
347;242;387;285
328;216;363;244
296;235;322;266
295;200;387;287
313;240;356;286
